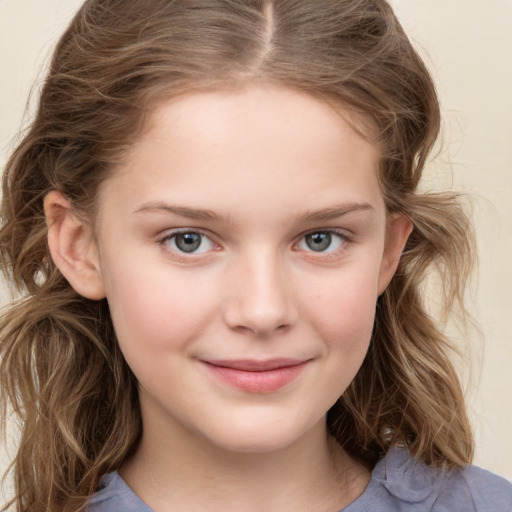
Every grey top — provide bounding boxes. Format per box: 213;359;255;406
87;447;512;511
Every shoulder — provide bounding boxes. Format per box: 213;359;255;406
87;472;152;512
456;464;512;511
344;447;512;512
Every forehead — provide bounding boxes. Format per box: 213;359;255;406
99;85;384;219
143;84;378;156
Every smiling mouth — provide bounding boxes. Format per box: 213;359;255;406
200;359;310;393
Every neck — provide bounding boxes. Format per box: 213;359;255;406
120;415;370;512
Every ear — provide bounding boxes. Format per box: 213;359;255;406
377;213;413;295
44;190;106;300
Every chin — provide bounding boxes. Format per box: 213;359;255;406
200;415;322;455
212;436;299;455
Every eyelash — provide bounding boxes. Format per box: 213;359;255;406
158;229;218;257
157;228;351;259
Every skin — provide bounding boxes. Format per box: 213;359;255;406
45;84;412;511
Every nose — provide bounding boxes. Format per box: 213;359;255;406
222;249;298;336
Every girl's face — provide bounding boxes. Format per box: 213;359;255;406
91;85;410;453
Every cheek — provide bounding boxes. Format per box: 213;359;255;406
288;266;379;420
301;261;381;398
307;264;380;344
102;258;219;358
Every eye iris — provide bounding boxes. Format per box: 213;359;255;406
175;233;201;252
305;232;331;252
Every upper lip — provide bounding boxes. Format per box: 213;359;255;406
201;358;308;372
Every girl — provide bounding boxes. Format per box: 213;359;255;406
1;1;511;511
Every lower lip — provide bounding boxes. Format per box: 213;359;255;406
201;361;308;393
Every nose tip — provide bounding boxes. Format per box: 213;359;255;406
222;260;297;336
229;308;293;336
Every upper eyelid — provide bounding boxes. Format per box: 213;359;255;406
295;227;352;241
156;227;351;239
156;227;352;248
158;228;219;250
158;227;216;241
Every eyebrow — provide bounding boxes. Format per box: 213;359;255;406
133;201;374;223
134;202;223;221
298;202;375;223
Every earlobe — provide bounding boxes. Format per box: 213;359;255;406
377;213;413;295
44;190;106;300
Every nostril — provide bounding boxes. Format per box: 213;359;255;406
231;322;290;336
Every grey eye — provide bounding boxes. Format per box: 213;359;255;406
297;231;346;254
304;232;332;252
174;232;203;253
161;230;216;255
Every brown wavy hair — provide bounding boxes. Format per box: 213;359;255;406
1;0;474;510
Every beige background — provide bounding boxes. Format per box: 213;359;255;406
0;0;511;490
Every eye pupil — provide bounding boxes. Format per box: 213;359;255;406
175;232;201;252
305;232;331;252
